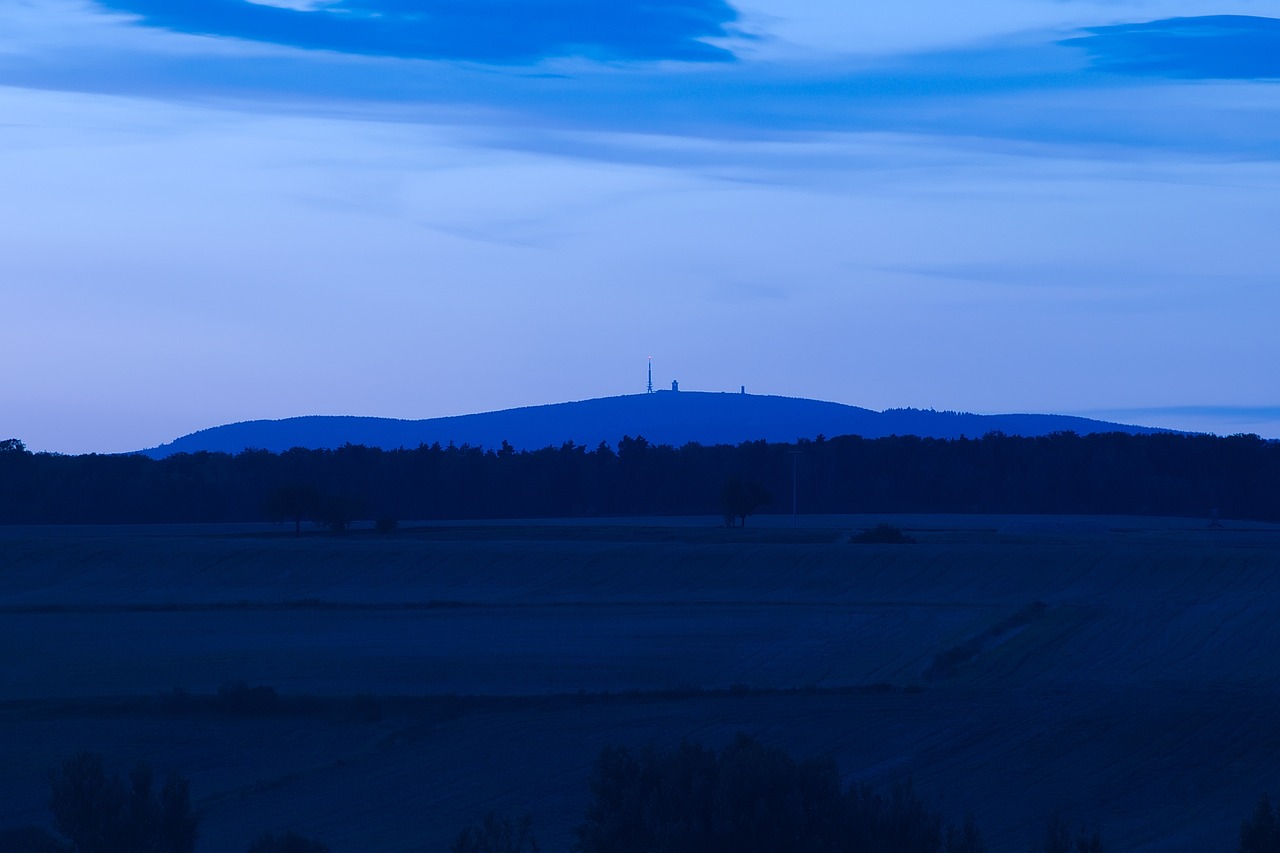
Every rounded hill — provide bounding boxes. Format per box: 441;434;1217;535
141;392;1164;457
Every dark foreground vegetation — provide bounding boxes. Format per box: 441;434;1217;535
2;429;1278;524
8;735;1279;852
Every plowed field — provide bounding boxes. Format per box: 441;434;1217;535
1;515;1278;851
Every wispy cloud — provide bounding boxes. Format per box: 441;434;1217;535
3;5;1277;170
1066;15;1280;80
94;0;743;63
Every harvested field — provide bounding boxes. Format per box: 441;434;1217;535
2;515;1279;851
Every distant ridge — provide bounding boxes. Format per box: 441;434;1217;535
140;392;1169;458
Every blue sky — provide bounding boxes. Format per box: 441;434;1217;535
2;0;1279;452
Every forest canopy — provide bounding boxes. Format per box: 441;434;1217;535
0;430;1276;525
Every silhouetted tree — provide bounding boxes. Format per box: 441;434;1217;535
48;752;197;853
451;813;540;853
945;816;988;853
264;485;322;536
720;477;771;527
1241;795;1280;852
1031;814;1103;853
575;734;976;853
0;437;28;454
247;831;330;853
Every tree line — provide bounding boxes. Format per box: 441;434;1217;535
1;430;1278;525
0;738;1113;853
10;737;1280;851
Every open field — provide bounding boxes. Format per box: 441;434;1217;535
3;515;1280;850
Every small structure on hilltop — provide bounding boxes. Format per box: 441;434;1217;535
672;380;679;392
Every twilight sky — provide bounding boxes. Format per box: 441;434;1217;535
3;0;1279;453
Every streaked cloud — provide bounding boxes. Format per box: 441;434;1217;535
94;0;742;63
1067;15;1280;80
2;5;1277;166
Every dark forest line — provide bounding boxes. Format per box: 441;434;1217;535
1;430;1278;525
15;730;1280;852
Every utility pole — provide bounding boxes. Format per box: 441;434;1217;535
787;449;803;529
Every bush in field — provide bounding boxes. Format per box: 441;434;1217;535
574;734;981;853
849;524;916;544
374;516;399;534
1240;795;1280;852
247;831;330;852
451;813;540;853
317;494;363;533
48;751;198;853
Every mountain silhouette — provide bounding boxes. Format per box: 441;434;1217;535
140;392;1169;458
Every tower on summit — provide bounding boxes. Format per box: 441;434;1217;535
647;357;653;394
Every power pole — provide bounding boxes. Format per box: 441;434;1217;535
787;449;803;529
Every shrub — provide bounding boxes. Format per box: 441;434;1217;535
374;516;399;534
316;494;362;533
850;524;916;544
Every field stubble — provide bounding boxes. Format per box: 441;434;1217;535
1;516;1280;851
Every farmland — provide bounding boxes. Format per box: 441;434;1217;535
2;515;1280;851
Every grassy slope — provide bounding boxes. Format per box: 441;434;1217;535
1;518;1279;851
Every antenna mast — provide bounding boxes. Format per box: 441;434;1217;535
647;357;653;394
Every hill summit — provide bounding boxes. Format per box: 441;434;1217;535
140;392;1165;458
